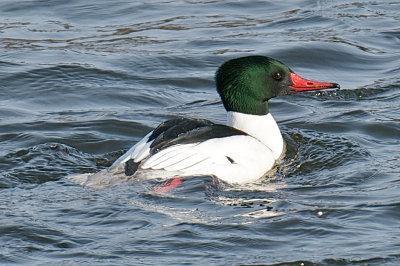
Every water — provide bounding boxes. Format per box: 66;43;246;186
1;0;400;265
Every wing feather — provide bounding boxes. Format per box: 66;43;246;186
108;131;152;172
162;153;210;171
141;143;197;169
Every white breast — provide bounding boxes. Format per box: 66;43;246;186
227;111;284;160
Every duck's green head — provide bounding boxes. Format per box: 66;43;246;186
215;55;339;115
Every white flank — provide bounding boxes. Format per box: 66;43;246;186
141;135;275;184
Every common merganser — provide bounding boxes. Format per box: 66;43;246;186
70;55;339;189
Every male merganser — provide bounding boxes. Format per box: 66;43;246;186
70;55;339;189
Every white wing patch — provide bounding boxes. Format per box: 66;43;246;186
141;135;275;184
131;138;154;162
107;131;276;184
141;143;198;169
108;131;153;171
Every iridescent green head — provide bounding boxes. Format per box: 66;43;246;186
215;55;339;115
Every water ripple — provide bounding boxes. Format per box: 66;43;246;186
1;0;400;265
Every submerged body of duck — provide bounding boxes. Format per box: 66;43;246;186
70;56;339;189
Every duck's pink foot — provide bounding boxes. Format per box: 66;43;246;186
151;177;183;193
205;176;218;190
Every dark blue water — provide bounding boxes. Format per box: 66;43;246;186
1;1;400;265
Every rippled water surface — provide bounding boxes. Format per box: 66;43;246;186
1;1;400;265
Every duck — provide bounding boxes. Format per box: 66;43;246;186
69;55;339;189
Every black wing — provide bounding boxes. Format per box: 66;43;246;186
149;117;248;154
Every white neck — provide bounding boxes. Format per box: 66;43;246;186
227;111;283;159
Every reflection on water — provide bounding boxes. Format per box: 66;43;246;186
1;0;400;265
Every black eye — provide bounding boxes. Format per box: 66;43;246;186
272;71;283;81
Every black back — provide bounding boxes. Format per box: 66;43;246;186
149;117;247;154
